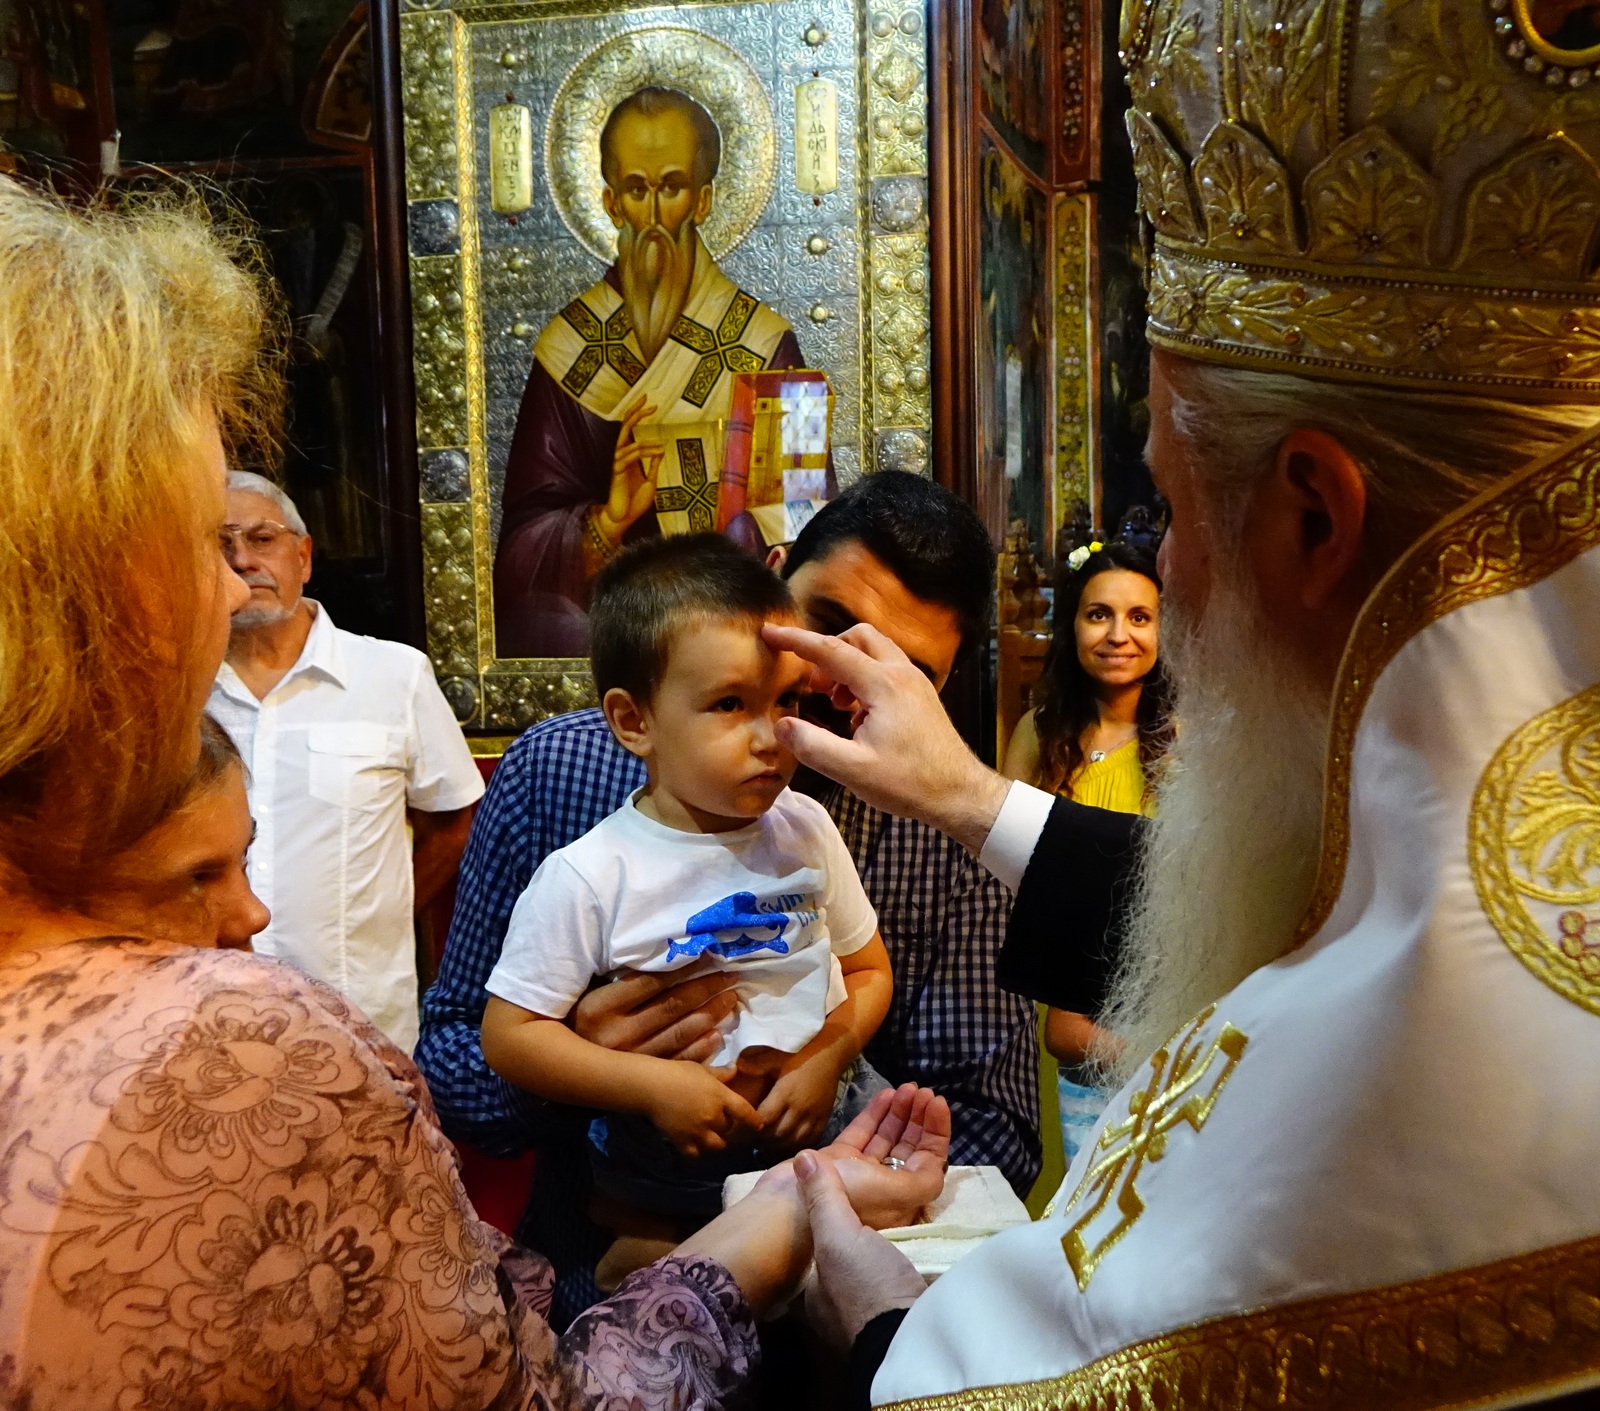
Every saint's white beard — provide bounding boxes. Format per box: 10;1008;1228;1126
1096;568;1329;1088
618;219;697;364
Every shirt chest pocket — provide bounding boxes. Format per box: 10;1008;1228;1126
306;722;403;810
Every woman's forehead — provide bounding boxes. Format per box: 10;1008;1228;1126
1080;568;1159;608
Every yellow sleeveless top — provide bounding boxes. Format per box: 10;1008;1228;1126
1063;738;1151;815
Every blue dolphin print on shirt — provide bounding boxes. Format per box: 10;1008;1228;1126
667;892;796;963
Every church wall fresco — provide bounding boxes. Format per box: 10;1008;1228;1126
400;0;932;733
976;129;1050;551
967;0;1108;582
1091;14;1153;539
977;0;1049;176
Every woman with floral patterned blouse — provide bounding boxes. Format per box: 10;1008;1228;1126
0;175;947;1410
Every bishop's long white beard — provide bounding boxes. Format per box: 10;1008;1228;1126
1097;570;1330;1089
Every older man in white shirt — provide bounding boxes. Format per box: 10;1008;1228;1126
209;472;484;1052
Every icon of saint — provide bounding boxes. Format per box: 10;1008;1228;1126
494;86;811;656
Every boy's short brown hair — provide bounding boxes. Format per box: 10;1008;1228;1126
590;533;794;704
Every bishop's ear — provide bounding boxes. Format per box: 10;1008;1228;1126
1254;428;1368;614
602;686;653;760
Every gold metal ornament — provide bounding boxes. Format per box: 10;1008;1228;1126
1124;0;1600;396
544;26;777;263
1496;0;1600;78
1471;682;1600;1014
1054;192;1094;519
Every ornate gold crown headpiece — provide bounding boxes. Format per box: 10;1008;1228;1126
1124;0;1600;397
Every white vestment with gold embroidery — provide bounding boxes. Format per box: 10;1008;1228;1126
873;439;1600;1407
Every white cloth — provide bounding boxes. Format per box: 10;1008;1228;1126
208;603;484;1053
976;780;1055;890
872;535;1600;1404
487;788;878;1065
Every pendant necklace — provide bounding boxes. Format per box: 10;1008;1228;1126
1089;730;1136;764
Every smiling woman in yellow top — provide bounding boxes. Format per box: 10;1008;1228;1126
1004;539;1170;815
1001;539;1172;1160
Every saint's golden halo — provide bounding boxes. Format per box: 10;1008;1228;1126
545;25;776;264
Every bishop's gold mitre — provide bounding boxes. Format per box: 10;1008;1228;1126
1124;0;1600;397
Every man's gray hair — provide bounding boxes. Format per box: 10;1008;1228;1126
227;471;307;535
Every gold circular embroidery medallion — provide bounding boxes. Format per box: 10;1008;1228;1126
1470;682;1600;1015
545;26;777;265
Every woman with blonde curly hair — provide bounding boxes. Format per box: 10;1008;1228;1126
0;176;946;1409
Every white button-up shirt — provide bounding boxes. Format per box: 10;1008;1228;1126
208;602;484;1052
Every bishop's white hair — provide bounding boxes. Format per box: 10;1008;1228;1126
1160;359;1600;569
227;470;306;535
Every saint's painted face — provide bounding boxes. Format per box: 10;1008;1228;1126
601;99;718;363
601;104;714;241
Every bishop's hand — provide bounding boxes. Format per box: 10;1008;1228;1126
762;622;1010;853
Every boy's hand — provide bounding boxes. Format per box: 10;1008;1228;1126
755;1051;843;1150
646;1061;761;1158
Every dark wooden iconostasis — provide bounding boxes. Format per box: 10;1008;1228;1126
929;0;1157;761
930;0;1157;546
0;0;422;650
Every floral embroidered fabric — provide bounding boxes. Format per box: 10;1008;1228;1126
0;938;759;1409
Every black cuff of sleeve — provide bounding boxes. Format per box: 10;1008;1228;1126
997;798;1145;1013
845;1306;912;1411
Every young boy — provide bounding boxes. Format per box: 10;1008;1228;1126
480;534;894;1231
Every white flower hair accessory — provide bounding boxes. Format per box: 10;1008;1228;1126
1065;540;1104;572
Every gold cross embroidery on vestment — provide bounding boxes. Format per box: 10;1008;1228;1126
655;438;719;531
1060;1005;1249;1290
671;290;769;407
559;300;645;397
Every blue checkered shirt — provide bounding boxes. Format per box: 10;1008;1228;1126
417;709;1039;1315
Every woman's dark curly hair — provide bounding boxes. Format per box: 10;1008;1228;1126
1031;540;1174;799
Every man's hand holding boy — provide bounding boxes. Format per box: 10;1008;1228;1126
574;967;740;1064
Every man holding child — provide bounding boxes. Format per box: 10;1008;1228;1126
482;535;896;1285
418;471;1040;1323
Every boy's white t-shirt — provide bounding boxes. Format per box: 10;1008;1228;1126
487;787;879;1065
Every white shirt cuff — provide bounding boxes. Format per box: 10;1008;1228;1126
976;780;1056;891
